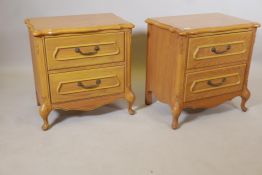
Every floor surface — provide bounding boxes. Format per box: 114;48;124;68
0;62;262;175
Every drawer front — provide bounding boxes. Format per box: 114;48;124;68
184;65;246;102
49;66;125;103
187;31;252;69
45;32;124;70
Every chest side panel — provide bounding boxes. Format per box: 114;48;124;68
29;35;51;105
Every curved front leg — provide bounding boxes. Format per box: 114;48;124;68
39;103;52;131
241;88;250;112
125;89;135;115
171;101;183;129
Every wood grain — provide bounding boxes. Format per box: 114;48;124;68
187;31;252;69
145;13;260;129
124;30;135;115
49;66;125;103
25;13;134;36
185;64;246;102
52;94;124;111
145;13;260;35
45;32;125;70
26;13;135;130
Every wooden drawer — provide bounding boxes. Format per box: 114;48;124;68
187;31;252;69
49;66;125;103
45;32;124;70
184;64;246;102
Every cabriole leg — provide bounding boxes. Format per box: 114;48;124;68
126;89;135;115
39;103;52;131
241;88;250;112
171;101;182;129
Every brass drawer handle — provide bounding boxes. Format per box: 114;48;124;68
75;46;100;56
207;77;226;87
211;45;231;54
77;79;101;89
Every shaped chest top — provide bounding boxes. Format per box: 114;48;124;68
25;13;134;37
146;13;260;35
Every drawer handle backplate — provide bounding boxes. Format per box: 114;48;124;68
207;78;226;87
77;79;101;89
211;45;231;54
75;46;100;56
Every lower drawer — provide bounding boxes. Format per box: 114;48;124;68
49;66;125;103
184;64;246;102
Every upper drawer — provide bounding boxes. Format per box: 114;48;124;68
187;31;252;69
45;32;124;70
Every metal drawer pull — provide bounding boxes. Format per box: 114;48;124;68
207;77;226;87
211;45;231;54
77;79;101;89
75;46;100;56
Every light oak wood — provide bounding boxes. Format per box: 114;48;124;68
184;91;242;109
124;30;135;115
185;64;246;102
25;13;134;36
145;13;260;129
49;66;125;103
25;13;135;130
52;94;124;111
45;32;125;70
145;13;260;35
187;31;252;69
39;102;52;130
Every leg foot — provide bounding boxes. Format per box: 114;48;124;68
145;91;152;105
128;108;135;115
42;123;49;131
126;89;135;115
172;116;179;129
39;103;52;131
241;88;250;112
171;101;182;129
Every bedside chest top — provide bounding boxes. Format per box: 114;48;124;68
146;13;260;35
25;13;134;37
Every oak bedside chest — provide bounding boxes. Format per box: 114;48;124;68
25;13;135;130
145;13;260;129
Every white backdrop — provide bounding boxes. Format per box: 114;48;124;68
1;2;262;174
0;0;262;69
